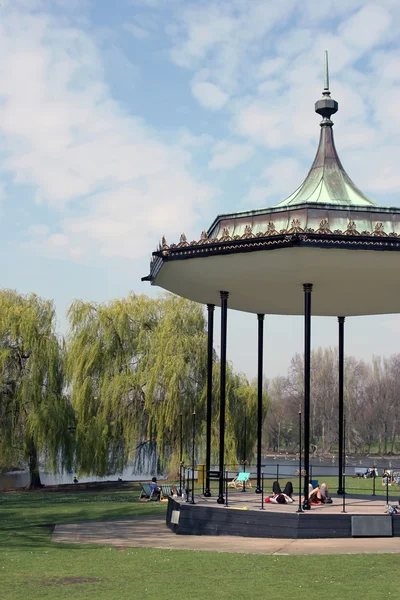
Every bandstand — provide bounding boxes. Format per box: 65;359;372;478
143;54;400;538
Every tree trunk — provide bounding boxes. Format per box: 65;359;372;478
27;437;43;489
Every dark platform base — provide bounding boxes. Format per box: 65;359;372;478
166;497;400;539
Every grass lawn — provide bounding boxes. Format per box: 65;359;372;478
1;482;399;600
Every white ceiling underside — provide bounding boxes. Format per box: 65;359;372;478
153;246;400;317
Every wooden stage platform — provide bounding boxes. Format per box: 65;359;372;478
166;491;400;539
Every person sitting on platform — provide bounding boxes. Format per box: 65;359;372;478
150;477;161;500
309;482;332;505
267;481;294;504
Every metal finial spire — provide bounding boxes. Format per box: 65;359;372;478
324;50;329;92
315;51;338;124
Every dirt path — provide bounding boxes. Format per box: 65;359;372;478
53;515;400;555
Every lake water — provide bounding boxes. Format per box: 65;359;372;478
0;466;161;490
2;455;399;490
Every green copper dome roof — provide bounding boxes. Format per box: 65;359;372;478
274;52;376;209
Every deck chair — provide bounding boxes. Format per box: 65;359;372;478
229;472;252;489
139;482;158;500
228;474;239;488
161;484;172;497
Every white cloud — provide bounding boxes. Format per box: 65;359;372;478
123;22;150;39
244;158;306;207
191;81;228;110
160;0;400;206
2;0;400;265
169;1;296;92
176;128;214;149
123;11;159;39
209;141;254;170
28;224;49;237
0;4;216;259
339;4;391;50
371;51;400;82
234;103;283;148
274;29;313;58
60;173;214;259
260;158;306;195
256;57;287;80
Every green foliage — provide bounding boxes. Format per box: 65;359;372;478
0;290;74;484
0;288;268;480
66;294;157;476
144;295;207;438
229;372;269;464
67;292;262;476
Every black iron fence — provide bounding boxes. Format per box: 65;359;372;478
179;461;400;500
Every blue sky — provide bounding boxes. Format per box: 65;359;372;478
1;0;400;380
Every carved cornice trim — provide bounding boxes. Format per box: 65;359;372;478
156;220;397;255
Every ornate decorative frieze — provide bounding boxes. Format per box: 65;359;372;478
220;227;232;241
287;218;304;234
178;233;189;247
199;230;209;244
267;221;278;235
316;218;331;234
241;224;254;239
156;217;400;256
344;220;359;236
373;222;387;237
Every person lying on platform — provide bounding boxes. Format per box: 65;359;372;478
364;467;376;478
265;481;294;504
308;482;333;505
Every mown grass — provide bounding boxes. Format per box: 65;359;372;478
1;482;399;600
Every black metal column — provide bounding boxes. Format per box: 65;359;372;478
191;410;196;504
217;291;229;505
337;316;345;495
179;413;183;495
256;313;264;493
297;410;303;513
204;304;215;497
303;283;313;510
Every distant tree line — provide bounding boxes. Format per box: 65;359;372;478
264;348;400;456
0;289;267;488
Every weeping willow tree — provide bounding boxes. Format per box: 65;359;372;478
206;362;252;470
0;290;74;488
144;297;267;473
142;295;208;472
66;293;158;476
67;292;270;476
229;372;270;466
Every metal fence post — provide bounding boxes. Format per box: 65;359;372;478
260;472;265;510
342;418;346;514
